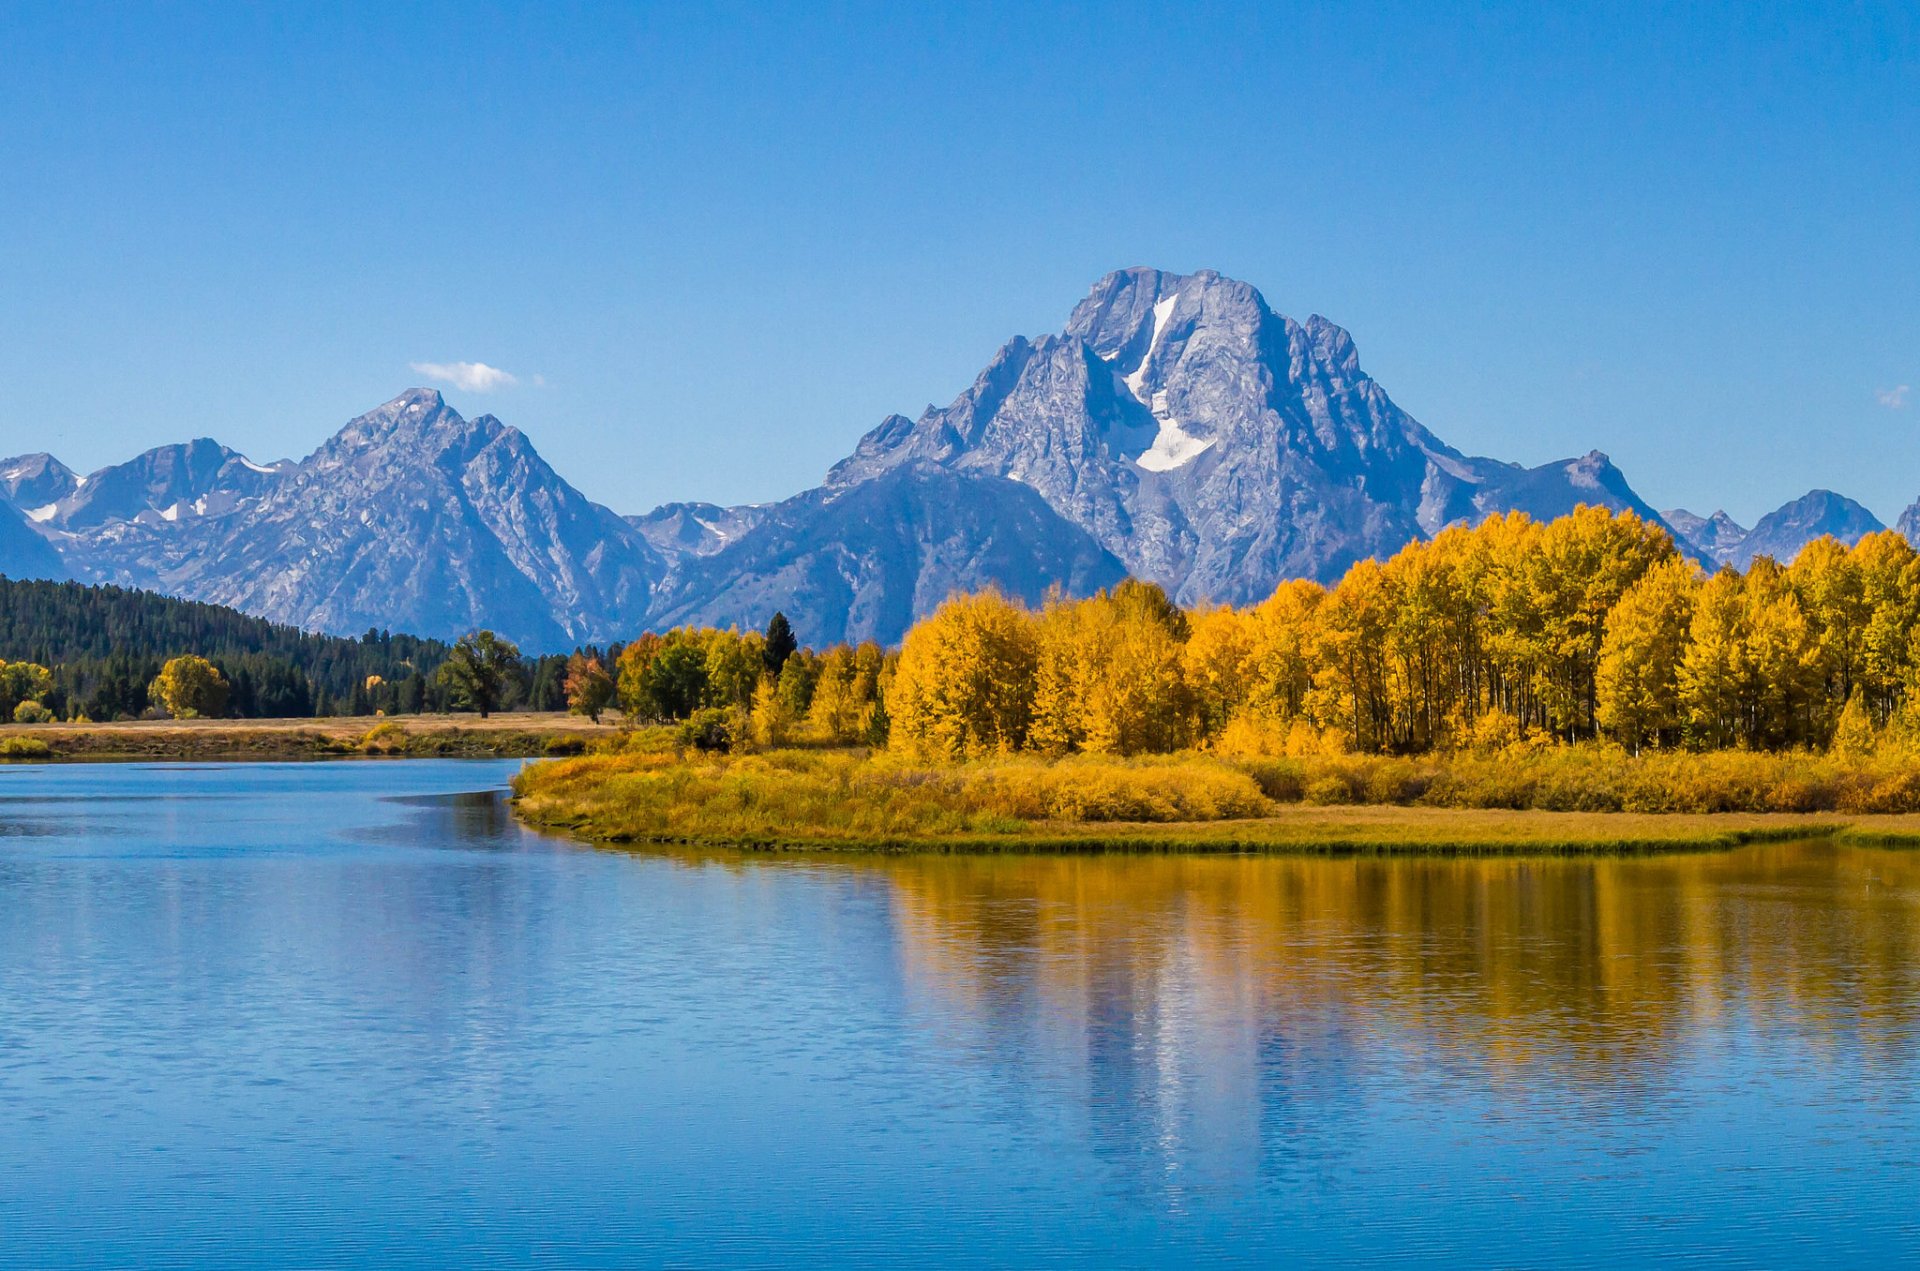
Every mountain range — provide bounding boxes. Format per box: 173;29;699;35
1663;490;1890;570
1;266;1912;648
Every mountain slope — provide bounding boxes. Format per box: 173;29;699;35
0;501;69;581
181;390;663;648
646;464;1127;644
627;501;770;566
1894;496;1920;550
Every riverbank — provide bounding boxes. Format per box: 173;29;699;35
509;747;1920;854
0;712;617;761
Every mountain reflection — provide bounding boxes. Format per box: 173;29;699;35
867;843;1920;1193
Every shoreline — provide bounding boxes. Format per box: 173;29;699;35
0;712;616;762
14;731;1920;855
514;803;1912;856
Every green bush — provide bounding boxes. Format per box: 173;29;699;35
678;708;736;753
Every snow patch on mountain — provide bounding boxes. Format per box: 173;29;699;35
1121;293;1179;403
1134;415;1214;471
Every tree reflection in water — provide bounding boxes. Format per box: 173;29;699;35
852;843;1920;1200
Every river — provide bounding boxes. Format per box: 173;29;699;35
1;760;1916;1267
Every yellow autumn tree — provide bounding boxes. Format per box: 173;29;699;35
149;655;229;720
1830;687;1877;756
804;644;887;745
1596;556;1698;750
887;590;1039;760
1381;530;1474;748
1181;606;1257;741
702;629;767;712
1244;579;1325;724
1527;505;1678;739
749;675;794;748
1080;580;1193;754
1311;559;1399;751
1788;537;1866;703
1740;560;1824;748
1677;569;1750;749
1027;581;1193;755
1848;532;1920;724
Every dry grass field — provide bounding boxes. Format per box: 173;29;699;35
0;712;618;760
509;746;1920;855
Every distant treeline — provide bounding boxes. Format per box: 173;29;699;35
0;577;583;720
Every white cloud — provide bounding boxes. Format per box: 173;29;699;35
409;360;520;393
1877;384;1911;409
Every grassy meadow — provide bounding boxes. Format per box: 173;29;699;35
507;742;1920;854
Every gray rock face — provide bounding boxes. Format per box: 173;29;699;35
646;465;1126;644
1895;498;1920;550
1725;490;1885;568
2;390;662;649
167;391;662;648
818;266;1677;608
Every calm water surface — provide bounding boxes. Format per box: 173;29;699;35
2;761;1918;1268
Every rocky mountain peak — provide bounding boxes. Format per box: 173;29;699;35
0;452;81;510
1663;507;1750;564
306;390;525;480
1065;268;1273;392
47;438;289;530
327;388;457;447
760;266;1680;633
1726;489;1884;568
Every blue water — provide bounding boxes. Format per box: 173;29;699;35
1;761;1918;1267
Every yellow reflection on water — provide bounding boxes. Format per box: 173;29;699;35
829;842;1919;1198
872;841;1920;1089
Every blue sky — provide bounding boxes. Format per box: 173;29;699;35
1;2;1915;524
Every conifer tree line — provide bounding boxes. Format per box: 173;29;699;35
0;577;591;721
881;507;1920;761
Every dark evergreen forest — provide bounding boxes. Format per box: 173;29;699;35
0;577;577;720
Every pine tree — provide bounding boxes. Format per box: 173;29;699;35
763;611;798;677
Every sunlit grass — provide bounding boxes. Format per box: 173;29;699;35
509;745;1920;853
